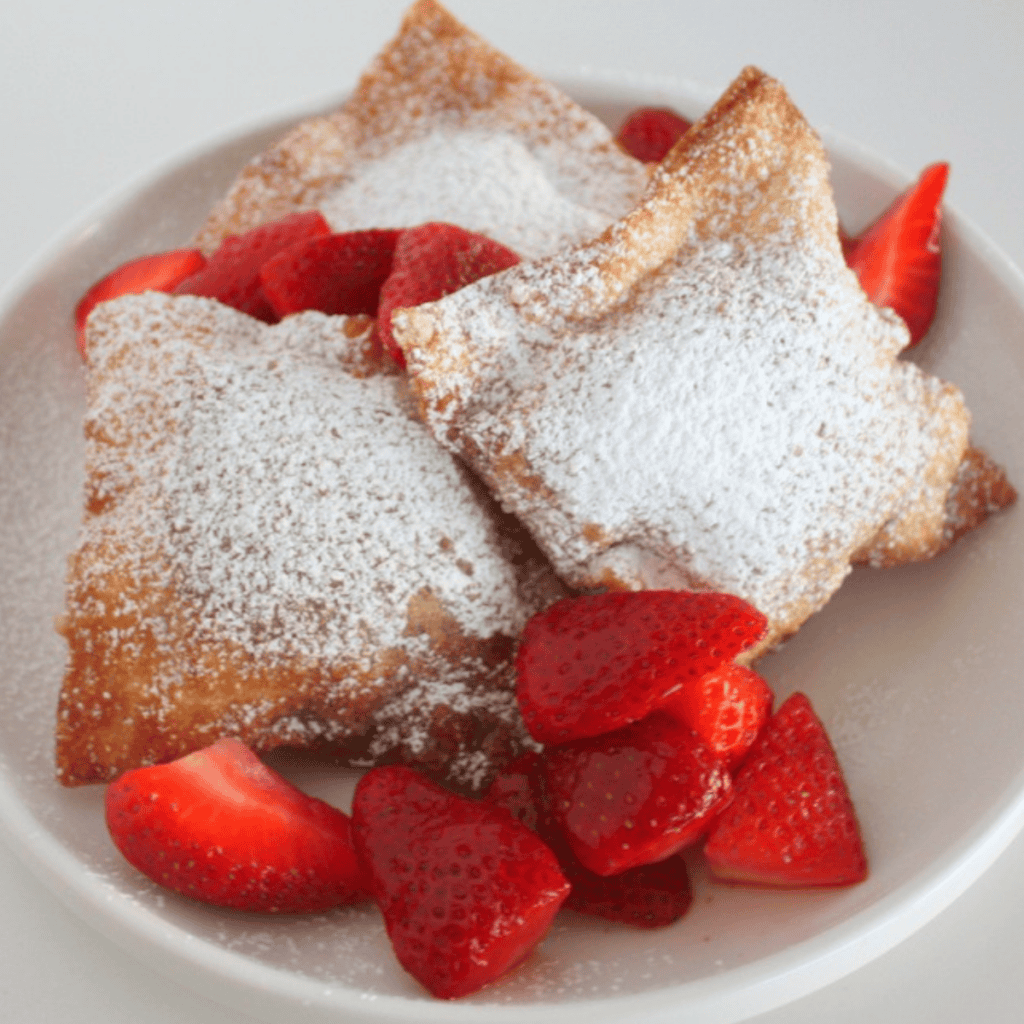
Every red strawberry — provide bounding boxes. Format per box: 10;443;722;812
74;247;207;357
104;737;369;913
258;229;401;319
484;750;547;834
515;590;767;745
662;662;774;769
174;210;332;322
566;852;693;928
351;764;569;999
842;161;949;346
704;692;868;888
377;222;520;367
542;711;732;876
616;106;692;163
486;752;694;928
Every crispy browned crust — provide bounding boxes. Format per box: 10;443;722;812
855;445;1016;568
942;445;1016;548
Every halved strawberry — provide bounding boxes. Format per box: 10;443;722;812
174;210;332;322
352;764;569;1000
542;711;732;876
703;692;868;888
258;229;401;319
104;737;369;913
615;106;692;163
843;161;949;346
486;752;694;928
515;590;767;745
74;247;207;357
377;222;520;367
661;662;774;769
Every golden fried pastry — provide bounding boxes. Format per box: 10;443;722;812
855;444;1015;566
57;292;556;788
395;66;1013;651
193;0;648;261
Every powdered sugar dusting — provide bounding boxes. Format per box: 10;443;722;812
91;296;526;652
319;130;614;259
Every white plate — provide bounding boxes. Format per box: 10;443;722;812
1;75;1023;1024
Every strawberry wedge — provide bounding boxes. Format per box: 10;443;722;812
487;751;696;928
74;247;206;357
704;692;868;888
661;662;774;769
543;711;732;876
843;161;949;346
616;106;692;162
174;210;332;322
516;590;767;745
105;738;369;913
259;228;401;318
377;222;520;368
352;765;569;999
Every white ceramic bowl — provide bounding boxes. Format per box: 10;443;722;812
1;76;1023;1024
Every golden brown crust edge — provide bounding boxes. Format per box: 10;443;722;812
856;445;1017;568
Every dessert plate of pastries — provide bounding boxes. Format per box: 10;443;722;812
1;2;1023;1021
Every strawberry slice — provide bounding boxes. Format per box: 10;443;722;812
704;692;868;887
515;590;767;745
566;852;693;928
352;764;569;999
74;247;207;357
377;222;520;368
843;161;949;346
662;662;774;769
616;106;692;163
104;737;369;913
487;752;694;928
174;210;332;322
542;711;732;876
258;229;401;319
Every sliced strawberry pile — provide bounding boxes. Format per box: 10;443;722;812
74;216;520;369
490;591;867;944
661;661;773;768
100;588;868;996
174;210;332;321
74;247;207;357
616;106;692;162
352;764;569;999
104;737;369;913
516;590;767;745
842;161;949;347
704;692;868;887
376;222;521;367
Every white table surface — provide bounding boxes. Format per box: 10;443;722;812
2;1;1023;1021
